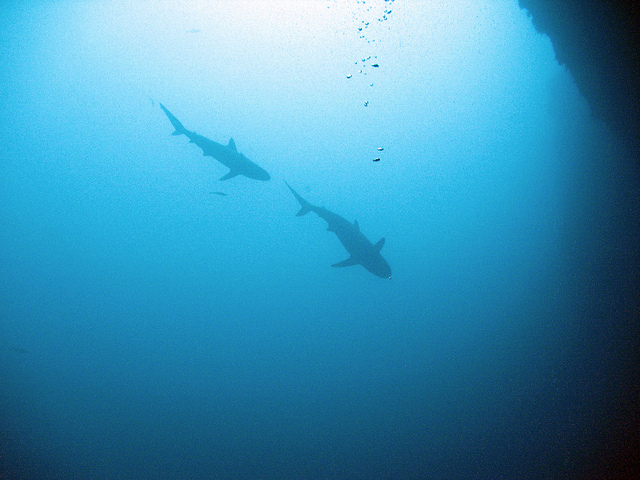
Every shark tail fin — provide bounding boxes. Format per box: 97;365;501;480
284;181;313;216
159;103;187;136
296;205;312;217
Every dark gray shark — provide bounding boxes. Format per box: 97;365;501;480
160;103;270;181
285;181;391;279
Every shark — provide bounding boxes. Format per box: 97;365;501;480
159;103;270;181
285;181;391;279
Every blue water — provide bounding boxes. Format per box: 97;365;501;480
1;1;637;479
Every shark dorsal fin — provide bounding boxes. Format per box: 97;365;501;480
227;138;237;151
354;219;360;230
373;237;385;253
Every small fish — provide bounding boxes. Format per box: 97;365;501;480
364;101;369;107
346;74;352;79
377;147;384;151
371;63;379;68
209;191;227;196
373;158;381;162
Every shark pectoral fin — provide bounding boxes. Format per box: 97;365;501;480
354;219;360;230
219;170;240;181
227;138;237;151
332;257;358;268
373;237;386;253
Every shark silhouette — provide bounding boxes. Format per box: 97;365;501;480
285;181;391;279
160;103;270;181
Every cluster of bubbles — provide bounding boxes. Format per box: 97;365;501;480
344;0;395;90
343;0;396;162
354;0;394;43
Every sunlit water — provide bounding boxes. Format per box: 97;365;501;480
1;1;637;479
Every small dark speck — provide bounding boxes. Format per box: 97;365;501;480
3;346;28;354
373;158;381;162
209;191;227;196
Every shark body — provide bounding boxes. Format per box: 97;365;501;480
285;181;391;279
160;103;270;181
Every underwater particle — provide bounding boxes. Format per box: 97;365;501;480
364;101;369;106
209;191;227;196
372;63;379;67
373;158;381;162
4;346;28;354
370;83;374;86
377;147;384;151
346;74;352;79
